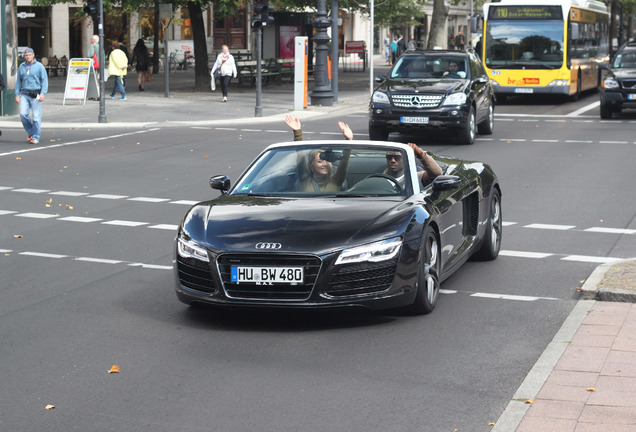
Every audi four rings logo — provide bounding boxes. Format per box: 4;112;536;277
255;242;282;250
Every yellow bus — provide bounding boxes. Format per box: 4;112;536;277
481;0;609;100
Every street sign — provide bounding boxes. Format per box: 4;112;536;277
17;12;36;18
63;58;99;105
345;41;365;54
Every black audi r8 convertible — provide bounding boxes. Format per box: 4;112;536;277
174;141;502;314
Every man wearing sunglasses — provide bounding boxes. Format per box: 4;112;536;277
385;145;442;187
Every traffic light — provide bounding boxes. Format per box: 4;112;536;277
252;0;263;28
252;0;274;28
84;0;100;22
260;0;275;26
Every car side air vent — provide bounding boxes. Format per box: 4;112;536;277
462;192;479;236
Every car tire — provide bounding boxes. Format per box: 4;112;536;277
472;188;502;261
369;125;389;141
600;103;613;119
458;106;476;145
477;103;494;135
408;226;441;315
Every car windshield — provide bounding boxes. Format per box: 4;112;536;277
613;51;636;68
391;56;468;79
485;20;564;69
231;145;414;197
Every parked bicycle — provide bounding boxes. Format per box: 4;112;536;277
168;49;195;71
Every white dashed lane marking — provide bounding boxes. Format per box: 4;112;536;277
0;248;573;302
2;248;171;270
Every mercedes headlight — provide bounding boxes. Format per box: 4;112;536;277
177;235;209;262
442;92;467;106
603;78;619;89
335;238;402;265
372;91;390;104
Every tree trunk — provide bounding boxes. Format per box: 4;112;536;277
187;1;210;91
427;0;448;49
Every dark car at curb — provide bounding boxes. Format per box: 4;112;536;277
600;42;636;119
174;141;502;315
369;49;496;145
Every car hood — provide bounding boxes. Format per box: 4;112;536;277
611;68;636;80
381;78;467;95
181;195;418;255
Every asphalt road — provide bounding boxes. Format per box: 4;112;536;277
1;90;635;432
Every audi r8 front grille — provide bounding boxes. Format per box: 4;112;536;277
177;256;217;294
391;94;443;108
217;254;321;300
326;260;397;297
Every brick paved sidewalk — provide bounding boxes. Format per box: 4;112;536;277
517;301;636;431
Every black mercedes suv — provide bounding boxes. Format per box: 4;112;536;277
600;42;636;119
369;49;495;144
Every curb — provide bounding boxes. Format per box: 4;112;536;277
0;95;369;130
580;258;636;302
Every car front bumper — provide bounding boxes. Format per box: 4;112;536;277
369;104;470;132
174;240;421;312
601;89;636;110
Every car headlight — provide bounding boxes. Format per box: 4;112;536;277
335;238;402;265
442;92;467;106
177;235;209;262
603;78;619;89
372;91;390;104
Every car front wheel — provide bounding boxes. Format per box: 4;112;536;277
600;103;613;119
458;106;476;144
408;226;441;315
472;189;502;261
477;104;494;135
369;125;389;141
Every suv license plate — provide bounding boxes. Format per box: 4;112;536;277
628;94;636;100
401;116;429;124
514;88;533;94
231;266;304;284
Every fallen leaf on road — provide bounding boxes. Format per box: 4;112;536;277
67;205;74;210
576;287;582;292
488;422;496;426
525;399;535;404
108;365;120;374
13;235;23;238
45;405;55;410
587;387;596;392
16;157;21;160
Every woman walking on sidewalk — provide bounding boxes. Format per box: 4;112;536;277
210;45;237;102
131;39;150;91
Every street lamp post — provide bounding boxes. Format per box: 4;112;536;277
310;0;333;106
97;0;106;123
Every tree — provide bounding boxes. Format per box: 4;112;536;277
427;0;448;49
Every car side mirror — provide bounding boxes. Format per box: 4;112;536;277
432;175;461;192
473;76;488;85
210;175;231;194
375;75;386;83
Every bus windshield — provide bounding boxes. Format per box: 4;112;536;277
485;20;564;69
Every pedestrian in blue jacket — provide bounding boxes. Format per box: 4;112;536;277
15;47;48;145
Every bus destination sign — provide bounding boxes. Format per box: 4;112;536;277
489;6;563;21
